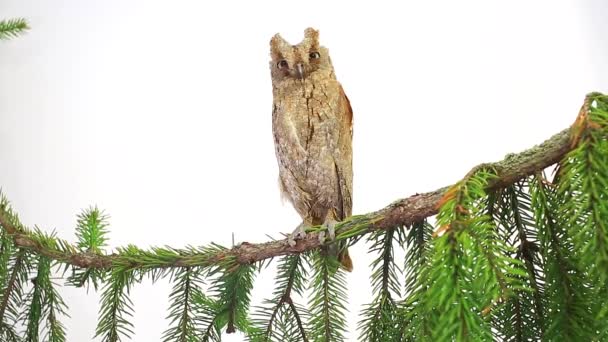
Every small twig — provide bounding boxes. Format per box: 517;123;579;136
265;258;300;340
287;299;309;342
0;250;25;323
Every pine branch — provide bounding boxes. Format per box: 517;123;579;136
0;249;30;330
491;182;545;341
42;262;68;342
75;207;109;253
0;254;20;322
559;92;608;283
192;291;221;342
0;321;20;342
24;257;46;341
95;270;135;342
162;267;205;342
0;18;29;40
67;208;111;291
358;227;403;341
531;173;597;340
411;169;524;341
308;251;348;342
251;255;308;342
198;260;255;337
397;220;433;341
0;123;574;271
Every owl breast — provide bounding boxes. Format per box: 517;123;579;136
272;73;351;223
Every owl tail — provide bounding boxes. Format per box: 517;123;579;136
338;247;353;272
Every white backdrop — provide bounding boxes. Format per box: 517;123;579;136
1;1;607;341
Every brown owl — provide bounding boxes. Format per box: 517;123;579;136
270;28;353;271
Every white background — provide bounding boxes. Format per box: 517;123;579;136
1;1;607;341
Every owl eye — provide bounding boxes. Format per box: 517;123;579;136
277;60;288;69
309;52;321;59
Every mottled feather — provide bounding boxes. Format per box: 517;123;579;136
270;28;353;271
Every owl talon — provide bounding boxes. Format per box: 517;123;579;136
288;223;307;247
319;219;337;243
318;230;326;243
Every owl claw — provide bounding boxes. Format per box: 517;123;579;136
319;219;337;243
288;223;307;247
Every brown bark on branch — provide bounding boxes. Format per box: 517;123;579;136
0;127;572;270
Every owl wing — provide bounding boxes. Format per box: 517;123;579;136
272;103;311;213
332;84;353;220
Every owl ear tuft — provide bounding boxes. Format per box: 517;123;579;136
304;27;320;51
270;33;289;60
304;28;319;41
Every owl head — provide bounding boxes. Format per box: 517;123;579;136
269;28;333;82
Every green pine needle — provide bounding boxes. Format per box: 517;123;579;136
0;321;20;342
308;250;348;342
531;173;598;340
43;263;69;342
0;18;29;40
0;249;32;336
558;93;608;285
490;181;545;341
95;270;136;342
358;227;404;341
250;255;309;342
22;254;69;342
194;291;222;342
24;258;46;341
162;267;205;342
75;206;110;253
398;220;433;340
407;169;526;341
199;260;255;339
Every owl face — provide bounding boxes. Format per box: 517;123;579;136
270;28;333;82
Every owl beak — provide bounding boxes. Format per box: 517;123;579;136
295;63;305;79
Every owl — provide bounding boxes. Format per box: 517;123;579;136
270;28;353;271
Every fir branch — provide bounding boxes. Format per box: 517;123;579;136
0;231;20;340
0;123;574;271
0;321;20;342
507;182;544;323
0;249;30;331
41;263;68;342
358;227;403;341
162;267;205;342
491;182;545;341
251;255;308;342
530;173;597;340
403;220;433;294
75;207;109;253
308;250;348;342
24;257;46;341
95;270;135;342
408;169;527;341
429;170;497;341
200;260;255;336
286;300;307;341
559;93;608;284
0;256;20;330
0;18;29;40
17;229;67;342
398;220;433;341
192;291;221;342
68;207;110;291
0;231;14;290
20;231;68;341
